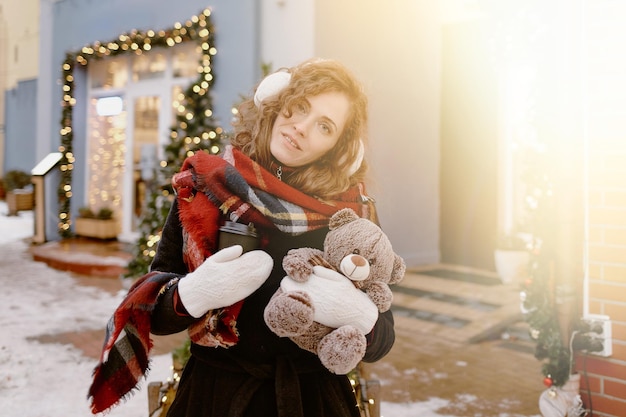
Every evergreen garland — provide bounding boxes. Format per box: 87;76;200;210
518;146;602;388
521;249;574;387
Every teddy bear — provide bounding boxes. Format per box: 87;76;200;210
263;208;406;374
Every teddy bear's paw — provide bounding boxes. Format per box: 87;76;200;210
263;291;315;337
366;281;393;312
318;326;367;375
283;248;322;281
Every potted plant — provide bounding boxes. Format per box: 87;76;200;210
75;206;119;239
494;233;530;284
4;169;34;215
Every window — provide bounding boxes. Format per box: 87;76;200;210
90;57;128;89
132;52;166;81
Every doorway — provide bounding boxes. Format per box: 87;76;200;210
439;20;498;271
86;44;199;241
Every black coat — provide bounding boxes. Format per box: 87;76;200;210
150;200;396;417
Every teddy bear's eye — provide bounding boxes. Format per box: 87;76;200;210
352;249;360;255
369;258;376;265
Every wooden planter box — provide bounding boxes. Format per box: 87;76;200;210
6;190;34;215
75;217;119;240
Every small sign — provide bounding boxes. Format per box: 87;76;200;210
31;152;63;176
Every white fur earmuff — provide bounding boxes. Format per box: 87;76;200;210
348;139;365;176
253;71;292;107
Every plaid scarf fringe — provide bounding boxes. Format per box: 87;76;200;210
88;272;177;414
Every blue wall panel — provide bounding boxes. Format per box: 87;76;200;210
4;78;38;174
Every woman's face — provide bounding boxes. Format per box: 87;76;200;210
270;91;350;167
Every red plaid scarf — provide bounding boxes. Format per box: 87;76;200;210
88;271;178;414
178;146;376;348
88;145;376;414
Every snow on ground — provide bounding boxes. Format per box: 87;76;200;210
0;203;172;416
0;202;532;416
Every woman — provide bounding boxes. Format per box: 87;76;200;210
89;59;396;417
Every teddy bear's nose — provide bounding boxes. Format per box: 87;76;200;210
351;255;367;266
340;254;370;281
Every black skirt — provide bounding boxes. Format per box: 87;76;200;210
166;344;361;417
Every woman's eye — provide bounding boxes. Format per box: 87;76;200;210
319;122;331;134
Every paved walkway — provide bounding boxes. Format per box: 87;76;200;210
31;239;544;416
364;268;543;416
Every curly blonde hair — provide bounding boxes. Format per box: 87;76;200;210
230;58;369;199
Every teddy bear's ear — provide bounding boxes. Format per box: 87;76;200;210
329;208;359;230
388;254;406;285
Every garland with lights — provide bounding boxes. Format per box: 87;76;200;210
57;8;219;239
518;147;602;389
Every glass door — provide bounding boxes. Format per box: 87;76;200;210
131;95;160;230
120;87;170;240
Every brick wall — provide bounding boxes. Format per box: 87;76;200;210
578;142;626;415
576;4;626;417
574;2;626;415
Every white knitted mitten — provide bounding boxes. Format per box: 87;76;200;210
178;245;274;318
279;265;378;334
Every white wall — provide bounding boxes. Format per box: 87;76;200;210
312;0;443;266
0;0;39;89
260;0;315;70
260;0;444;266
